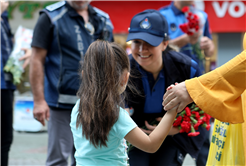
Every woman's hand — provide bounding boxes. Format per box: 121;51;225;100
141;117;162;134
141;117;179;136
168;126;180;136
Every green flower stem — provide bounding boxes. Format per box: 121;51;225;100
190;116;197;124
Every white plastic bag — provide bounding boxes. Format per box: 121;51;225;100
4;25;33;84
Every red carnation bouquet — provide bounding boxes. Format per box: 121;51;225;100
179;6;200;36
173;103;211;137
179;6;206;67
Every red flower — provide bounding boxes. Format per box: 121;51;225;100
202;113;211;124
173;103;209;137
201;116;206;123
206;124;211;131
179;9;200;36
188;132;200;137
182;6;189;13
179;24;188;33
188;125;200;137
191;111;200;119
187;31;194;36
193;14;199;20
183;115;191;122
188;12;193;17
181;121;191;133
173;116;182;127
194;119;203;130
195;26;199;31
202;123;211;131
185;107;191;117
179;128;186;133
189;20;196;28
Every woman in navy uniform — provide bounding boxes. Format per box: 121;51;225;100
125;9;209;166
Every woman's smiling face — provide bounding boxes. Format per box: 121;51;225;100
131;39;167;72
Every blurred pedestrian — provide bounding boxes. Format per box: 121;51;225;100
159;1;214;73
29;1;114;165
1;1;31;165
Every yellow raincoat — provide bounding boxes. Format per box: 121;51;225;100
185;33;246;164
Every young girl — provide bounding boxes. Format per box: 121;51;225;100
70;40;177;165
125;10;208;166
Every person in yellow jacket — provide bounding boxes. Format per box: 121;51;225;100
163;32;246;164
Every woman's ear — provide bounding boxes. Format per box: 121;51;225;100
162;41;169;51
82;70;84;77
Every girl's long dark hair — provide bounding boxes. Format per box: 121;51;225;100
76;40;130;148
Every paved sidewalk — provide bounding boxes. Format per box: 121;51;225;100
9;131;48;166
9;131;196;166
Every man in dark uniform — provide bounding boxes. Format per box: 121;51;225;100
29;1;114;165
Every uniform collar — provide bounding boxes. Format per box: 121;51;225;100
136;57;165;78
66;2;96;18
171;2;184;16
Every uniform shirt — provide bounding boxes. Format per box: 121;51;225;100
137;58;198;114
1;11;15;90
70;100;137;166
159;2;212;71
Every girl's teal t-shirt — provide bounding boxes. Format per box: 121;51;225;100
70;100;137;166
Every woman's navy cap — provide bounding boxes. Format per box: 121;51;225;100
126;9;169;47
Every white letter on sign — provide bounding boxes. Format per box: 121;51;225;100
228;1;245;18
212;1;229;18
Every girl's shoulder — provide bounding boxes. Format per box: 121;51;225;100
71;99;80;117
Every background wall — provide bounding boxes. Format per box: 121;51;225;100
217;33;244;67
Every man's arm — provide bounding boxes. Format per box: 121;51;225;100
169;32;200;48
29;47;50;126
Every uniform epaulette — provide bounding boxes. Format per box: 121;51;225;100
46;1;66;12
93;7;109;19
